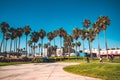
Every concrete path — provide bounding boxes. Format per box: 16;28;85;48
0;62;101;80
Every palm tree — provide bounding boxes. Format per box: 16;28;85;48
0;22;10;52
9;27;17;52
72;27;79;60
53;45;57;57
82;19;91;28
92;21;101;57
57;27;67;58
53;30;58;46
28;40;32;55
81;29;86;54
4;32;10;52
17;27;24;52
76;42;81;52
44;43;49;56
86;28;96;58
38;29;46;57
38;43;41;55
64;34;73;59
97;16;110;59
71;43;75;49
82;19;91;58
24;25;31;57
47;32;54;45
30;31;39;56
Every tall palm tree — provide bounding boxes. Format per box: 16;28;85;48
0;22;10;52
64;34;73;59
44;43;49;56
86;28;96;58
9;27;17;52
71;43;75;49
57;27;67;58
38;29;46;57
82;19;91;29
38;43;41;55
17;27;24;52
24;25;31;57
28;40;32;55
47;32;54;45
30;31;39;56
92;21;101;57
97;16;110;59
53;30;58;46
81;29;86;54
72;27;79;60
4;32;10;52
76;42;81;52
82;19;91;58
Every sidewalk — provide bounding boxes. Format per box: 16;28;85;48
0;62;101;80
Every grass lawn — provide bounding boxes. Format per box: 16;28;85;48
0;62;31;66
63;60;120;80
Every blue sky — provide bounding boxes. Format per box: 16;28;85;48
0;0;120;51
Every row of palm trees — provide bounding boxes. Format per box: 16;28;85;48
0;15;110;59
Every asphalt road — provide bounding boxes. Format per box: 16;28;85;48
0;62;100;80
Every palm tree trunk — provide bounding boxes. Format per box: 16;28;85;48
88;41;91;58
90;41;93;59
104;30;109;59
39;47;40;55
82;40;84;52
14;39;16;52
16;38;18;52
60;37;62;60
26;35;28;57
54;38;55;46
18;37;20;52
5;40;8;52
0;36;4;52
10;39;12;52
97;34;100;58
3;40;5;52
76;40;77;61
34;43;36;56
41;39;43;57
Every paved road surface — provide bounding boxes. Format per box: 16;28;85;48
0;62;100;80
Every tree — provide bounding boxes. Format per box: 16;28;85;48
53;30;58;46
64;34;73;59
47;32;54;45
97;16;110;59
24;25;31;57
17;27;24;52
38;43;41;55
9;27;17;52
28;40;32;55
76;42;81;52
4;32;10;52
86;28;96;58
0;22;10;52
30;31;39;56
57;27;67;58
72;27;79;60
38;29;46;57
44;43;48;57
80;29;86;54
92;21;101;57
82;19;91;58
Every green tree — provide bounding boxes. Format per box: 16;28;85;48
72;27;79;60
24;25;31;57
30;31;39;56
97;16;110;59
0;22;10;52
38;29;46;57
